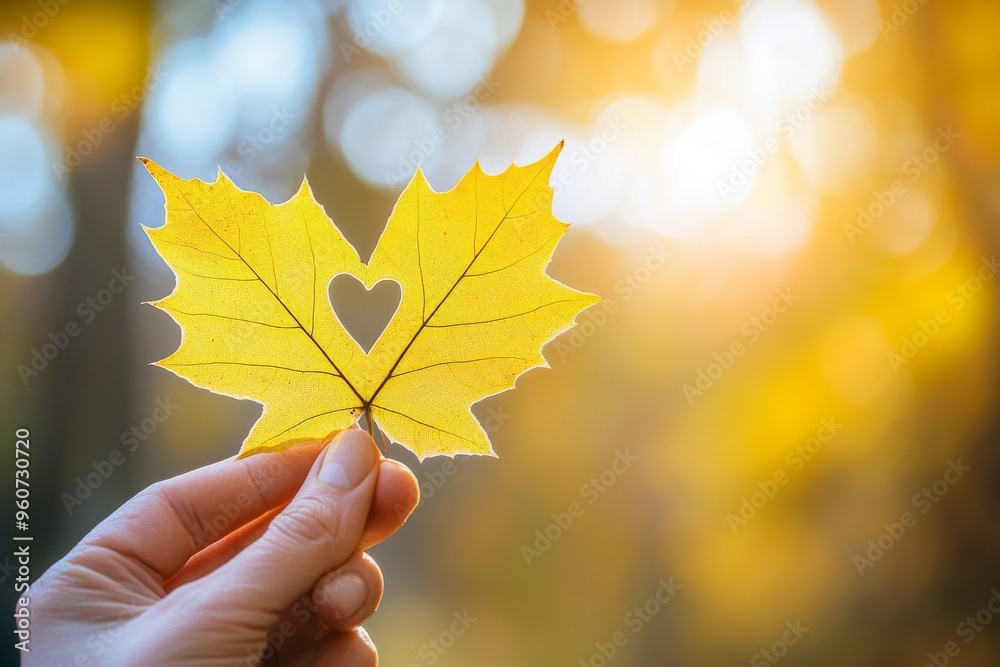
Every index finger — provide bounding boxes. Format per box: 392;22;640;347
78;440;324;582
163;456;420;590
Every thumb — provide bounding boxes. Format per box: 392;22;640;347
193;428;380;617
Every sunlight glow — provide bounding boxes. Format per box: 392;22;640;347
578;0;667;42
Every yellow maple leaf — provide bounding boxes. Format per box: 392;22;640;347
142;144;601;459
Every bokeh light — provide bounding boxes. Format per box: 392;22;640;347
0;116;50;216
0;43;75;276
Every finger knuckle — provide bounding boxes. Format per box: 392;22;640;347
270;495;341;547
142;481;213;551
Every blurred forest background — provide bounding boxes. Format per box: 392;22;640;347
2;0;1000;665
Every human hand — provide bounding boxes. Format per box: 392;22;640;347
21;428;419;666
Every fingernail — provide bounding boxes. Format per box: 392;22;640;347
319;429;377;488
324;571;368;620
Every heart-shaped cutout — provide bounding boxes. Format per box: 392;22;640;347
328;274;401;354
